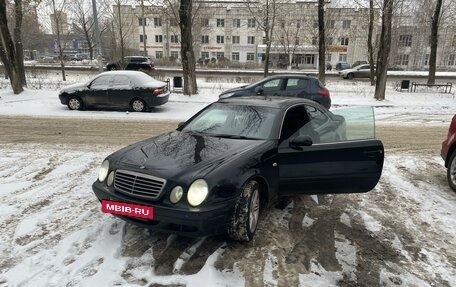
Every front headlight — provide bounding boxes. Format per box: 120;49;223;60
219;92;235;99
98;160;109;182
187;179;208;207
170;186;184;203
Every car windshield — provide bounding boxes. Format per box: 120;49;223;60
181;103;279;140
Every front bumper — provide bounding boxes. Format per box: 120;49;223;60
92;181;236;237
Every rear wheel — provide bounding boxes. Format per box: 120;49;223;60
447;151;456;191
227;180;260;242
67;96;83;110
130;99;146;112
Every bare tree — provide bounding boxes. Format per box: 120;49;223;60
276;17;300;70
367;0;375;85
50;0;68;81
179;0;197;94
374;0;394;101
245;0;277;77
318;0;325;84
427;0;443;84
0;0;23;94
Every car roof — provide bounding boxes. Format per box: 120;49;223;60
99;71;149;77
261;74;317;80
218;96;320;109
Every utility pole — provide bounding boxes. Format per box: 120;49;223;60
91;0;103;72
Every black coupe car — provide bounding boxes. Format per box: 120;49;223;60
92;97;384;241
58;71;169;112
106;56;154;72
218;74;331;109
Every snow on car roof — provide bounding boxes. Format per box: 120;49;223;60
99;71;165;86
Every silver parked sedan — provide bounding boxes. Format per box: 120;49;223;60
58;71;169;112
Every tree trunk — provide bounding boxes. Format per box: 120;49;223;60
374;0;393;101
117;3;125;68
0;0;23;94
368;0;375;86
179;0;197;95
14;0;26;87
52;0;66;81
427;0;443;85
317;0;325;85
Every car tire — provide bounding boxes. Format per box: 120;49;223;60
67;96;83;110
227;180;260;242
130;99;146;112
447;151;456;191
347;73;354;80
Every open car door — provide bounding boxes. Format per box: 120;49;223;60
278;105;384;195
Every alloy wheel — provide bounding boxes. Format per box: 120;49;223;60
249;188;260;233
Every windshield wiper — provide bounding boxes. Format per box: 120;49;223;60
211;134;258;140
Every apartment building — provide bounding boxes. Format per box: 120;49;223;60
112;0;456;70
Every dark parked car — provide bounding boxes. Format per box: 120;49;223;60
339;64;376;79
352;60;368;67
92;97;384;241
335;62;351;71
441;114;456;191
58;71;169;112
106;56;154;71
218;75;331;109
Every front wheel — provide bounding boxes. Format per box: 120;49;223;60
67;96;83;110
447;151;456;191
347;73;354;80
130;99;146;112
227;180;260;242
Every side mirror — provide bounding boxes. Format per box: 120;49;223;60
254;86;264;95
177;121;186;128
289;135;313;150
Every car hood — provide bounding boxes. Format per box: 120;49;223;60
113;131;266;179
60;82;88;93
219;85;248;96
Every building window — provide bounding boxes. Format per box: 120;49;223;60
296;20;300;29
326;53;331;62
156;51;163;59
216;35;224;44
201;18;209;27
154;17;162;27
247;52;255;61
201;52;209;59
343;20;351;29
139;34;147;43
171;35;179;43
216;52;224;59
339;54;347;62
394;54;409;65
155;35;163;43
295;37;299;45
232;36;240;44
340;37;349;46
171;51;179;59
232;52;239;62
424;54;430;65
232;19;240;28
247;19;255;28
313;21;318;28
312;37;317;45
263;37;267;44
170;18;178;27
326;37;333;45
281;20;286;29
327;20;335;29
452;35;456;46
448;54;455;66
201;35;209;44
217;18;225;27
247;36;255;44
399;35;412;47
138;18;146;26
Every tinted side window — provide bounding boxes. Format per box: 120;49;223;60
261;79;282;92
91;75;111;87
286;78;309;90
280;106;310;140
112;75;131;86
305;105;337;143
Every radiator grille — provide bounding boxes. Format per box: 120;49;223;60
114;169;166;200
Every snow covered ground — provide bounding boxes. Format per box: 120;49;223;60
0;74;455;286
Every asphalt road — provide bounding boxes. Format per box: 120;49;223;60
0;116;448;154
